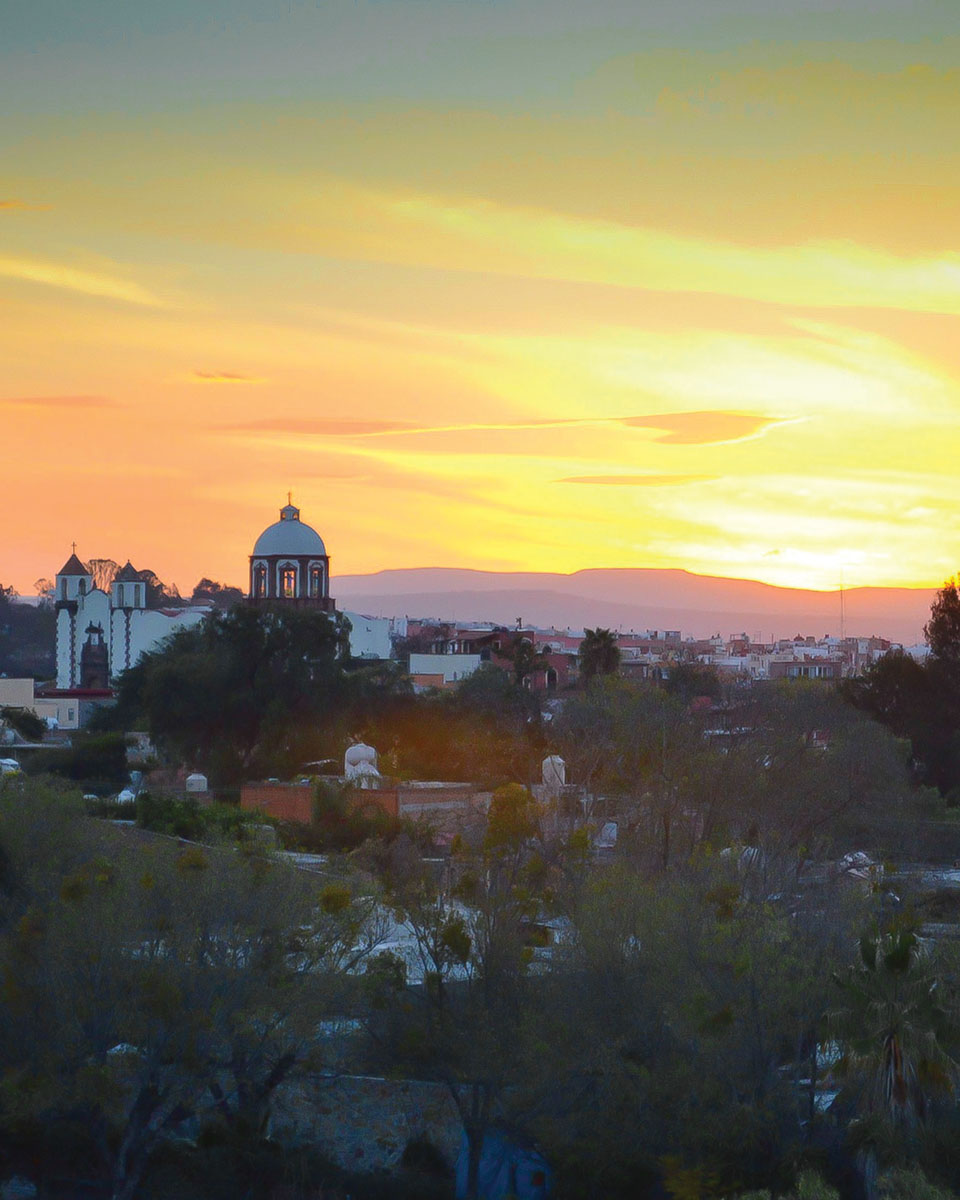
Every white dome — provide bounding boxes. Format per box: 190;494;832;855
253;503;326;557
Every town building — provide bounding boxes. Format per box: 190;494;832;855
51;501;398;696
54;552;208;690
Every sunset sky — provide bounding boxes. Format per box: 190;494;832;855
3;0;959;596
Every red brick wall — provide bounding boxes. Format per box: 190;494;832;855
240;782;313;823
240;782;402;823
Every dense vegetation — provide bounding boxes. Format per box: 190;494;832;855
845;578;960;799
0;586;55;680
2;766;959;1200
9;585;960;1197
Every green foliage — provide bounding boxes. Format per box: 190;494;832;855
135;792;263;843
0;706;46;742
25;731;128;791
830;926;960;1131
109;605;351;785
665;661;723;704
0;585;55;679
484;783;540;852
578;626;621;683
0;775;384;1200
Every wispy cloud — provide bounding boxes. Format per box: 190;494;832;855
227;417;419;434
623;412;792;445
559;473;714;486
0;255;162;307
0;199;52;212
1;394;114;409
225;409;790;447
192;370;263;383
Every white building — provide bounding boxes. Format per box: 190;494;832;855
54;553;209;689
52;502;396;690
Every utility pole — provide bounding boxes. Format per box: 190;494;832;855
839;569;845;642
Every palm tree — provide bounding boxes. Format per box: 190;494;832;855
578;628;621;684
830;928;960;1130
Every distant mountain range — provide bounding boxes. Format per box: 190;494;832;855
333;567;936;646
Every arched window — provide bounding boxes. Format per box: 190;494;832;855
280;565;297;599
253;564;267;598
309;564;324;598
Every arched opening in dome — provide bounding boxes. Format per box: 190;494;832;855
279;563;297;599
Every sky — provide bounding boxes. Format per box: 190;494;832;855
3;0;960;596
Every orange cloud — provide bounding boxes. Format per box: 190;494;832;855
0;199;51;212
559;474;714;486
1;394;114;408
228;417;419;434
226;410;786;447
621;411;788;445
192;370;263;383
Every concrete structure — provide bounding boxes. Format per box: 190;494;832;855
54;552;208;688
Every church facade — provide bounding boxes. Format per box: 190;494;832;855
54;554;207;689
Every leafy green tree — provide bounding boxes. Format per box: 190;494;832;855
925;579;960;669
845;652;960;796
107;606;351;784
25;731;128;792
664;660;723;705
0;706;46;742
0;777;381;1200
528;855;868;1199
367;784;546;1200
0;585;55;679
578;627;620;684
190;577;244;611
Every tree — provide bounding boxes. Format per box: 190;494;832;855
0;585;56;680
135;568;183;609
87;558;120;593
926;578;960;668
496;634;549;688
190;578;244;611
108;606;351;784
366;784;546;1200
32;578;55;608
0;778;380;1200
829;926;960;1189
0;707;45;743
578;628;620;684
526;855;869;1199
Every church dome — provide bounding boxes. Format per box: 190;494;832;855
252;502;327;557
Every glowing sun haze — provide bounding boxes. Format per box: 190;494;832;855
3;0;959;594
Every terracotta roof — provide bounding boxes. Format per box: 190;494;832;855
115;561;141;582
58;552;89;576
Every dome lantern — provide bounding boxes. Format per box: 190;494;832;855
248;498;334;611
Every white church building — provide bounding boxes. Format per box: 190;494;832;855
54;501;396;688
54;553;209;689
